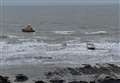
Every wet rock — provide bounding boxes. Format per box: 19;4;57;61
45;68;67;79
67;64;97;75
46;64;120;77
45;64;120;83
79;81;88;83
97;67;111;75
35;80;46;83
69;81;88;83
45;72;54;79
96;73;120;83
14;74;28;82
22;24;35;32
100;78;120;83
67;67;81;75
68;81;80;83
49;79;65;83
80;64;97;74
0;75;11;83
107;64;120;73
90;81;95;83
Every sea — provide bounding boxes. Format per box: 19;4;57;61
0;3;120;65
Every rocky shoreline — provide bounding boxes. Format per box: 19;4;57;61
0;63;120;83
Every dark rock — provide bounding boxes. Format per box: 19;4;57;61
35;80;46;83
80;81;88;83
45;69;66;79
69;81;88;83
14;74;28;82
96;74;120;83
46;64;119;77
90;81;95;83
0;75;11;83
107;64;120;73
50;79;64;83
69;81;80;83
22;24;35;32
100;78;120;83
97;67;111;75
66;64;99;75
81;64;97;74
45;72;54;79
67;67;81;75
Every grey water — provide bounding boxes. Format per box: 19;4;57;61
0;4;119;43
0;3;120;66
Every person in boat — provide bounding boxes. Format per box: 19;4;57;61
87;42;96;50
22;24;35;32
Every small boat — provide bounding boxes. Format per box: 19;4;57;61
22;24;35;32
87;42;96;50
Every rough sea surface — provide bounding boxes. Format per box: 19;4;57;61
0;4;119;65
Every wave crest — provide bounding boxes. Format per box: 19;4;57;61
85;31;108;35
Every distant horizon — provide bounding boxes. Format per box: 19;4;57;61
1;0;118;6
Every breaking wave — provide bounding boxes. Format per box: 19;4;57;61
0;38;120;65
53;31;75;35
85;31;108;35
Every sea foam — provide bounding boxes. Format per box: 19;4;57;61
0;38;119;65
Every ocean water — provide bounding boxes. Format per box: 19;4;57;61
0;4;120;65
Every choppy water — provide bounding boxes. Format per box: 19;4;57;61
0;37;120;65
0;4;120;65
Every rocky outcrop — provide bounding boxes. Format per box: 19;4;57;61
1;64;120;83
35;80;46;83
45;64;120;83
96;74;120;83
100;78;120;83
69;81;88;83
0;75;11;83
50;79;65;83
14;74;28;82
22;24;35;32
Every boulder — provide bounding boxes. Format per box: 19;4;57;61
90;81;95;83
35;80;46;83
50;79;65;83
69;81;88;83
14;74;28;82
0;75;11;83
68;81;80;83
22;24;35;32
79;81;88;83
95;74;120;83
100;78;120;83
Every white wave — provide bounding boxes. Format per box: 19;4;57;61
0;39;120;65
53;31;75;35
0;34;19;39
85;31;108;35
